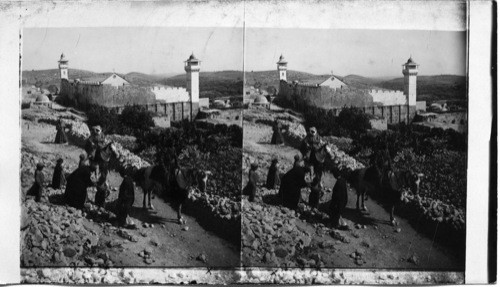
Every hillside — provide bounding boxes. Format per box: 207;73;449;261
377;75;466;102
342;75;383;89
162;71;244;100
22;69;98;87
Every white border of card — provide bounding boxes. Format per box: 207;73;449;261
0;0;493;284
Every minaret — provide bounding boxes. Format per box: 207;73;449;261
402;56;418;106
58;53;69;80
184;53;201;120
276;54;288;82
402;56;419;122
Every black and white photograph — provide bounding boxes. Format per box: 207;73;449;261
20;27;243;269
241;28;468;270
0;0;494;285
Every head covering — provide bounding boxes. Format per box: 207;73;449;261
57;158;64;163
294;154;303;162
36;162;44;169
309;127;317;135
250;163;258;170
271;158;278;163
92;125;102;133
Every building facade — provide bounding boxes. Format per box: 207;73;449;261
277;55;418;124
58;53;201;121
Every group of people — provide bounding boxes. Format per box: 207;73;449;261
244;125;349;228
25;118;70;202
26;122;136;225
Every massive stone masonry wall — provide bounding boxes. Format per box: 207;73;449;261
279;81;373;109
60;80;155;109
114;102;199;122
279;81;417;124
61;80;199;122
369;89;406;106
151;86;190;103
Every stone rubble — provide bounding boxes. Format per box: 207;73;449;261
241;199;354;268
21;199;105;267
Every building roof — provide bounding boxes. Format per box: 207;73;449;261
35;94;50;103
186;53;201;63
254;95;269;104
300;75;346;87
300;75;331;86
59;53;68;63
404;56;418;66
277;54;288;64
81;73;128;84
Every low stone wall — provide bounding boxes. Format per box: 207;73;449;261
185;191;241;245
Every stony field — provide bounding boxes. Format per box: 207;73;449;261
241;107;464;271
20;107;239;280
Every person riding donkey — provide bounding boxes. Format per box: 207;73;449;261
299;126;325;178
85;125;115;207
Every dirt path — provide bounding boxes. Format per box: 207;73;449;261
21;109;239;267
242;110;463;269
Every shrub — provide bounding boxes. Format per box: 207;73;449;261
86;104;121;134
85;104;155;137
118;105;155;136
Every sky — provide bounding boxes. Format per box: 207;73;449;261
22;27;465;78
22;27;244;75
245;28;466;77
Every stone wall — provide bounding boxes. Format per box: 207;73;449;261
315;105;416;125
369;89;406;106
151;86;190;103
113;102;199;122
279;80;417;124
60;79;155;109
279;81;373;109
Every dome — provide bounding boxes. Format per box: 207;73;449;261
59;53;68;63
405;56;418;65
277;54;288;64
186;53;200;62
35;94;50;103
254;95;269;104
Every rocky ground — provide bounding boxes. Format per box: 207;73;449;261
18;105;465;284
241;107;465;271
20;107;239;273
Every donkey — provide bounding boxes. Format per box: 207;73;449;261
170;166;211;224
380;168;424;226
134;160;211;224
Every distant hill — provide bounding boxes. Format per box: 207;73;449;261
123;72;169;87
376;75;466;102
22;69;98;87
162;71;244;100
341;74;384;89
